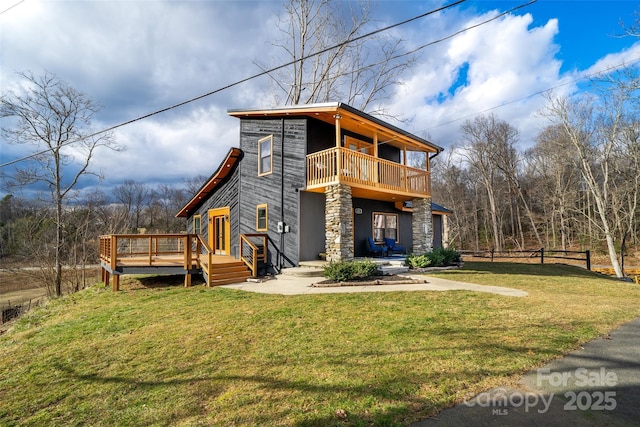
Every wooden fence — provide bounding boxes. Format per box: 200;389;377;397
460;248;591;270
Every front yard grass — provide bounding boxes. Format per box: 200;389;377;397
1;262;639;426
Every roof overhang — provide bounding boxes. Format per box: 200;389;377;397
176;147;242;218
228;102;443;154
431;201;453;215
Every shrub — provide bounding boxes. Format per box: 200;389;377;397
351;259;378;279
405;254;431;269
323;259;378;281
435;247;462;265
406;248;461;269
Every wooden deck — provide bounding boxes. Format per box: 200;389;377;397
99;234;260;291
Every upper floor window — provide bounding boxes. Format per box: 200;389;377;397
258;135;273;176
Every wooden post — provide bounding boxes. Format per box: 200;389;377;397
540;248;544;265
104;270;110;288
148;236;153;265
586;250;591;271
335;114;342;177
373;133;379;185
184;235;191;270
207;251;213;287
184;235;192;287
110;235;117;272
112;274;120;292
196;236;202;269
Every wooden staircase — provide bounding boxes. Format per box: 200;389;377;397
204;260;252;286
199;255;252;287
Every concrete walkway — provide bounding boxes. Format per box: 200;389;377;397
220;274;528;297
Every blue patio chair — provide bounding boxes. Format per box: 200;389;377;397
367;237;387;257
384;238;406;255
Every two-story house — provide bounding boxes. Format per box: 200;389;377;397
176;102;446;274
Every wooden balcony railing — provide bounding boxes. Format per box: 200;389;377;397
306;147;430;197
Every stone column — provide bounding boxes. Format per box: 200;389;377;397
412;197;433;254
325;184;354;262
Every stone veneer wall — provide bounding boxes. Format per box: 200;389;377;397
325;184;354;262
412;197;433;253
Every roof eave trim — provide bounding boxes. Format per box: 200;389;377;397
175;147;242;218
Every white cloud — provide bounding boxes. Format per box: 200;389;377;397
389;10;569;147
2;0;639;200
581;41;640;77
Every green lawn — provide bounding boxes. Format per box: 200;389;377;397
1;262;639;426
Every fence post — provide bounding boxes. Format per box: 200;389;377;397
540;248;544;265
586;250;591;271
490;248;494;262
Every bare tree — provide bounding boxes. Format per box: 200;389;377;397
259;0;415;114
1;72;121;296
458;114;509;251
527;125;581;250
149;184;187;233
112;179;152;231
540;68;640;278
431;151;480;250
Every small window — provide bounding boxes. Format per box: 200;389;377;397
258;135;273;176
193;215;202;234
256;204;268;231
373;212;398;243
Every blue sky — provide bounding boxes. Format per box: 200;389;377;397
1;0;639;198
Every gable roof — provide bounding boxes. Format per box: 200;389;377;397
228;102;443;154
175;147;242;218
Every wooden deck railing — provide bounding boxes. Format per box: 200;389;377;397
239;234;268;277
194;234;214;286
99;234;199;271
306;147;430;197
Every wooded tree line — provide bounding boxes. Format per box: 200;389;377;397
0;179;198;294
0;179;199;258
431;69;640;276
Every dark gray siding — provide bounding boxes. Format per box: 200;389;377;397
186;165;240;256
433;214;443;248
299;191;326;261
352;198;412;257
238;118;307;267
307;118;335;154
378;143;401;163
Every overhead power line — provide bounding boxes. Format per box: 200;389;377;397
0;0;468;168
0;0;25;15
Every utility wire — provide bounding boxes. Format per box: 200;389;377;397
0;0;24;15
0;0;467;169
403;0;537;58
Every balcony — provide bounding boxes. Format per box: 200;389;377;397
306;147;430;201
